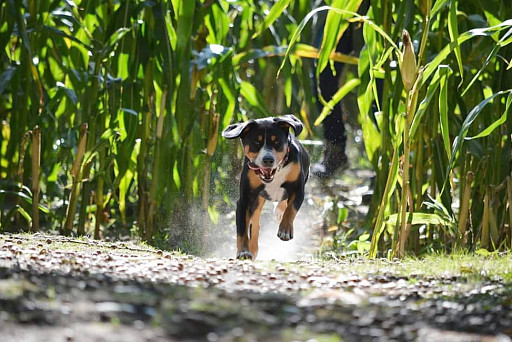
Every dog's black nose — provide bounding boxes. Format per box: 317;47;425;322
262;155;275;167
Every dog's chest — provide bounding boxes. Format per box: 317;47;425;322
260;163;293;202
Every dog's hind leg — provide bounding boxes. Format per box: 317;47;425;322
249;196;265;260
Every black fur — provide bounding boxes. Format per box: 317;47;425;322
222;114;310;260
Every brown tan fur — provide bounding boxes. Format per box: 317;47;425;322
244;145;258;164
285;162;301;183
248;169;262;189
248;196;265;260
278;193;297;240
237;211;251;256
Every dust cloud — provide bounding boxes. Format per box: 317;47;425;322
209;182;323;261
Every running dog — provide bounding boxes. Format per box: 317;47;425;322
222;114;310;260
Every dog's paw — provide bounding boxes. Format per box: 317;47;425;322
277;224;293;241
236;250;253;260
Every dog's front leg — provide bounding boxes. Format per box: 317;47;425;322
248;196;265;260
236;197;252;260
277;181;305;241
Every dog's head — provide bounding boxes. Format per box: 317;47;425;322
222;115;303;183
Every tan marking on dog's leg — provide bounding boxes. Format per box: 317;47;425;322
237;211;252;260
248;196;265;260
277;194;297;241
275;200;287;223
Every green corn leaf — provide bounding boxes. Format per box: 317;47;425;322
430;0;451;18
316;0;348;80
440;89;512;195
462;27;512;96
107;27;131;52
174;0;196;137
315;78;360;126
56;82;78;105
277;6;397;78
0;190;32;203
369;146;400;258
233;46;287;66
2;205;31;226
252;0;292;39
423;19;512;84
83;129;120;165
194;44;232;70
357;45;381;167
42;25;90;49
410;66;452;140
218;78;236;129
438;67;451;160
448;0;463;84
384;212;452;227
467;92;512;140
240;81;272;117
283;63;292;108
16;205;32;224
316;0;365;91
205;2;230;44
0;190;50;214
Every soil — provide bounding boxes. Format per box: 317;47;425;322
1;173;512;341
1;231;512;342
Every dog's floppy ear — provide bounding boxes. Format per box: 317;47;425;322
222;120;255;139
276;114;303;136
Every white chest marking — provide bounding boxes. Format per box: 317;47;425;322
261;163;294;202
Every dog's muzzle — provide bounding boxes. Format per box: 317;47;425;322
248;161;276;183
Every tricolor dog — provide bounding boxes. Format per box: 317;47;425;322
222;115;310;260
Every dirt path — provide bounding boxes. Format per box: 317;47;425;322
1;233;511;342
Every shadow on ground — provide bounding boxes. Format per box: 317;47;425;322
1;234;511;341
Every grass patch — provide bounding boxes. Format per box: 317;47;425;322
327;252;512;282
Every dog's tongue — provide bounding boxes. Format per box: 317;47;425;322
247;162;276;181
260;167;273;177
259;167;277;182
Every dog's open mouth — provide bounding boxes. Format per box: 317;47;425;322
248;162;276;183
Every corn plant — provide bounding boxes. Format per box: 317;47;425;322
281;0;512;257
2;0;512;257
0;0;326;250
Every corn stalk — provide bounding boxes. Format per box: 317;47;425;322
64;123;88;234
30;125;41;232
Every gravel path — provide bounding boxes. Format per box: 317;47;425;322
1;233;511;341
